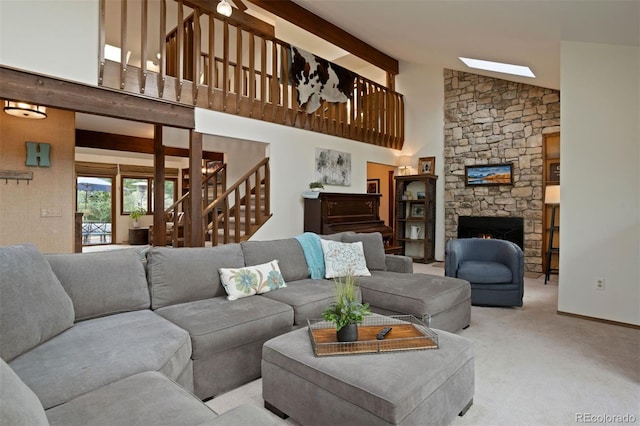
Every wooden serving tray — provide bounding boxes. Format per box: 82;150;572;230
308;315;438;357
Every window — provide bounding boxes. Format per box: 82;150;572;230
121;177;177;215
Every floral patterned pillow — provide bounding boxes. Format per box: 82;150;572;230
219;260;286;300
320;239;371;279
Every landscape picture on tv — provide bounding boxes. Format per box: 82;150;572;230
465;164;513;186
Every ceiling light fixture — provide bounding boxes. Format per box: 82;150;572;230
217;0;232;17
3;101;47;119
459;57;535;78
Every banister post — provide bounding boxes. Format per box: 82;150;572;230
189;131;204;246
153;124;167;246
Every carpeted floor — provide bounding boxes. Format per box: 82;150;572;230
208;264;640;425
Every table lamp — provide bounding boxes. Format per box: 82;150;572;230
397;156;412;176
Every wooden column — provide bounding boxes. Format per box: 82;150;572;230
153;124;167;246
189;131;203;247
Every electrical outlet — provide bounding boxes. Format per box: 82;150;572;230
595;278;605;290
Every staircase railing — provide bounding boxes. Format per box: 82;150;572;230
155;161;227;247
203;158;270;245
98;0;405;149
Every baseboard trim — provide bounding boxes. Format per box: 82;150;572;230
557;311;640;329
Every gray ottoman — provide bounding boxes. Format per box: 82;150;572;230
262;326;474;426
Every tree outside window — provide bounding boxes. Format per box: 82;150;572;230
122;177;176;214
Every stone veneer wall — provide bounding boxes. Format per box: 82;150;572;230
443;70;560;273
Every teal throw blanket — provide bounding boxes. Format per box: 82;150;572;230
294;232;325;279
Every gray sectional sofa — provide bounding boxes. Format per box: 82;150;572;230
0;232;471;425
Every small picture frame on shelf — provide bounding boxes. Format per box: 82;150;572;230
418;157;435;175
417;191;425;199
549;162;560;183
410;204;425;218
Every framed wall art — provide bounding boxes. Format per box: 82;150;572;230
418;156;435;175
315;148;352;186
465;163;513;186
366;178;380;194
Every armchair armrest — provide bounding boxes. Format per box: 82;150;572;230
495;241;525;285
444;239;463;277
384;254;413;273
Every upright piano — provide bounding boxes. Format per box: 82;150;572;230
303;192;396;251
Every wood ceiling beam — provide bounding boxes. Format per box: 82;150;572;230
246;0;399;75
76;129;223;161
0;66;194;129
185;0;274;37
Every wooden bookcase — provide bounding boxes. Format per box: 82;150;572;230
394;174;437;263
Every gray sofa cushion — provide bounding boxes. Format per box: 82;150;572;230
148;245;245;309
0;244;74;362
458;260;512;284
261;278;360;325
46;248;150;321
319;231;355;242
357;271;470;318
241;239;309;282
9;310;191;410
0;358;49;426
45;371;217;426
342;232;387;271
156;296;293;360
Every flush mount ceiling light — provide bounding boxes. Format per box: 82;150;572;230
4;101;47;119
459;57;535;78
217;0;232;17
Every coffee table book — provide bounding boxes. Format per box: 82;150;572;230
307;315;438;357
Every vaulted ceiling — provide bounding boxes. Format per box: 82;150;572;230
291;0;640;90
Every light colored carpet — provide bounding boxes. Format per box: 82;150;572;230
208;264;639;425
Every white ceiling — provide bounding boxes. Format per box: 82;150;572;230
290;0;640;90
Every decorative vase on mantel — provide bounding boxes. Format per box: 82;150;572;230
336;323;358;342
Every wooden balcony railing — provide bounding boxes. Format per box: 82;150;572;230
98;0;404;149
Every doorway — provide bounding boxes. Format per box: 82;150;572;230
76;176;114;246
366;162;395;226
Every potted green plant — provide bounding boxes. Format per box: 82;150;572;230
309;181;324;192
321;273;370;342
129;206;146;228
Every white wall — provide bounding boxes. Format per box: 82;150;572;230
396;62;446;260
195;109;398;240
0;0;98;85
559;41;640;325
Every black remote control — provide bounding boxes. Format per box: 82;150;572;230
376;327;392;340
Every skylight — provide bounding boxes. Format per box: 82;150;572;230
459;57;535;78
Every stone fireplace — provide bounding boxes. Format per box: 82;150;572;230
457;216;524;251
443;70;560;273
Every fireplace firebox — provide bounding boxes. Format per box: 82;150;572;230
457;216;524;250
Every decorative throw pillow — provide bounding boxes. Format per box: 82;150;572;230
219;260;286;300
320;239;371;278
343;232;387;271
0;244;75;362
